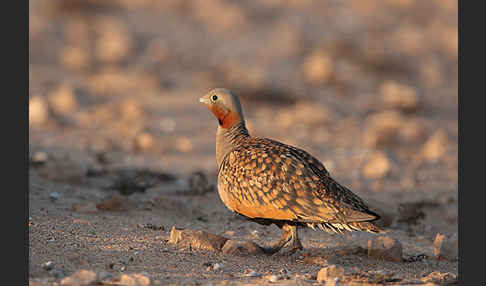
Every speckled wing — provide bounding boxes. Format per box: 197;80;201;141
217;137;379;231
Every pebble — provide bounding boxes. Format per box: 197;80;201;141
265;274;281;283
31;151;48;166
49;192;60;201
245;270;260;277
48;84;78;114
160;118;176;133
421;272;457;285
117;273;151;286
95;17;132;63
60;46;89;70
29;96;49;126
399;120;423;143
324;277;340;286
302;49;334;85
60;269;96;286
316;265;345;282
213;263;224;271
168;227;228;252
120;100;142;121
367;235;403;262
433;233;458;261
134;132;156;152
362;151;391;179
42;261;55;271
251;230;260;238
175;137;193;153
422;130;449;163
363;110;405;148
380;80;420;112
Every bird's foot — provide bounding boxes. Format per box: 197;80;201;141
259;245;283;255
281;240;304;256
260;240;303;256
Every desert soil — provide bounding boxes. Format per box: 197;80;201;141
29;0;458;285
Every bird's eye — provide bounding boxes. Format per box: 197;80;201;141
212;95;218;101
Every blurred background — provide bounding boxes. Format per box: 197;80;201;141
29;0;457;199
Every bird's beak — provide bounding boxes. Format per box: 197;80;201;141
199;97;210;104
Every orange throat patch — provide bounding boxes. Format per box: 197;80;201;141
209;105;240;129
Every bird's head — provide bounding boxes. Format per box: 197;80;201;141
199;88;245;129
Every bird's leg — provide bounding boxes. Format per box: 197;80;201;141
284;224;303;255
261;224;303;255
260;224;293;255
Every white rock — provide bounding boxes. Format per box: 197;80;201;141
49;192;60;201
246;270;260;277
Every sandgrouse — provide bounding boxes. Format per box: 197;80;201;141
199;88;382;254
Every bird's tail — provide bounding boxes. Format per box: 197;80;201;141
307;221;384;234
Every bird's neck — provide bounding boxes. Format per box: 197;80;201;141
216;121;249;168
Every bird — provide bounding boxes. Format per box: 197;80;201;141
199;88;382;254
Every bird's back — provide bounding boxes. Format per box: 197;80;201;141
217;136;382;233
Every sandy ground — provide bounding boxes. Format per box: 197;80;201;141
29;0;458;285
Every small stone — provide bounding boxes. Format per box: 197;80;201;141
367;235;403;262
421;272;458;285
49;192;60;201
399;120;423;142
120;100;142;121
213;263;224;271
251;230;260;238
422;130;449;163
31;151;48;166
95;18;132;63
48;84;78;114
42;261;64;278
433;233;458;261
126;273;151;286
302;50;334;85
168;227;228;252
362;151;391;179
224;230;235;236
60;46;90;70
324;277;340;286
61;270;96;286
380;80;420;112
316;265;345;282
265;274;281;283
29;96;49;126
175;137;193;153
134;133;156;152
221;240;264;256
363;110;405;148
160;118;176;133
42;261;55;271
245;270;260;277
